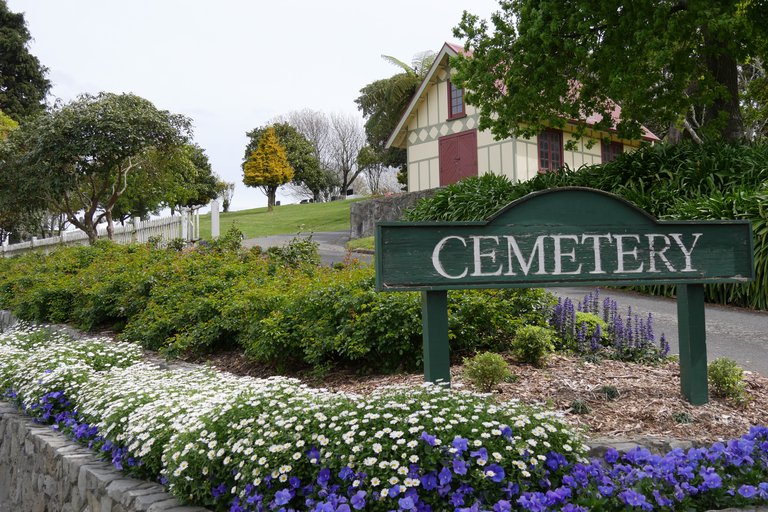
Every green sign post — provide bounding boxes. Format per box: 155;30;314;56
375;188;754;405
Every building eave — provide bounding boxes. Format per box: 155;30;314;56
385;43;459;149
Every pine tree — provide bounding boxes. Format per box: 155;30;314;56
243;127;294;211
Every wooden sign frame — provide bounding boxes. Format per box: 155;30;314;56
375;187;754;405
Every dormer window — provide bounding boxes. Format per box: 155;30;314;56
448;80;465;119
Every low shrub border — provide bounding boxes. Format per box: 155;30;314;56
2;325;768;511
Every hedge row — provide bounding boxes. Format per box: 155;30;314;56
405;141;768;309
0;240;553;373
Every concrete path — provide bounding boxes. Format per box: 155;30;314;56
243;231;372;266
243;232;768;375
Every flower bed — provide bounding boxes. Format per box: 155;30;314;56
2;325;768;511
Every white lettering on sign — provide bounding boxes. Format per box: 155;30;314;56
432;236;468;279
581;234;612;274
503;235;547;276
470;236;503;277
552;235;582;275
431;232;703;279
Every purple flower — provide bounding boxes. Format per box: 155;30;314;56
546;451;568;471
453;458;468;475
439;466;453;486
562;505;588;512
738;485;758;499
517;493;548;512
619;489;651;510
212;482;227;499
274;489;293;506
338;466;354;481
307;447;320;463
452;436;469;452
485;464;505;483
470;447;488;462
350;490;366;510
493;500;512;512
398;496;415;510
420;431;437;446
698;467;722;490
229;496;245;512
317;468;331;488
421;472;438;491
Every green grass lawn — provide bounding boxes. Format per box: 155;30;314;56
198;199;363;240
346;236;374;252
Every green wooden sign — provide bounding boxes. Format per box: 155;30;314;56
376;188;753;291
375;188;755;405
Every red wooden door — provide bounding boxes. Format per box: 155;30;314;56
439;130;477;185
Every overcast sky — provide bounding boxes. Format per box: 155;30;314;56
8;0;500;211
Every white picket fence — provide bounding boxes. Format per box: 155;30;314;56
1;208;205;258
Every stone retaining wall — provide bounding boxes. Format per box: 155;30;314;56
349;189;438;239
0;402;208;512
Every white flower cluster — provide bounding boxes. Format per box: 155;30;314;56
1;325;142;407
0;324;588;508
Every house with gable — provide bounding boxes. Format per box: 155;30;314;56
385;42;659;191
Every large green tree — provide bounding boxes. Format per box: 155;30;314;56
355;52;436;187
1;92;190;243
453;0;768;143
111;143;220;222
0;1;50;120
243;126;294;211
244;122;328;200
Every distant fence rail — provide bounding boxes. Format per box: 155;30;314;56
1;209;200;258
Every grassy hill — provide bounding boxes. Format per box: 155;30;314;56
198;199;362;239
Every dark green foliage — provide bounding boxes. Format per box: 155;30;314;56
448;288;554;354
462;352;512;392
0;1;50;120
265;235;320;271
510;325;556;367
406;141;768;309
708;357;748;403
453;1;766;142
0;242;553;374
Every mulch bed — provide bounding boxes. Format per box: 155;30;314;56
189;351;768;444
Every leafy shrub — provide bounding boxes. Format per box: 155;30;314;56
510;325;556;367
708;357;748;402
265;234;320;270
462;351;512;392
449;288;555;354
0;241;556;373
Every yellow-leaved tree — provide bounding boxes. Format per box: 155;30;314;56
242;126;294;211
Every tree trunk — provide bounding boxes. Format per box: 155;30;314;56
105;210;114;240
85;223;98;245
266;186;277;212
703;32;742;141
